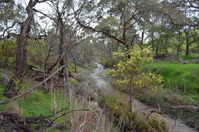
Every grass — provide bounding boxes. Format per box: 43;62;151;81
19;89;68;117
0;70;7;110
0;83;6;110
182;54;199;60
142;61;199;96
0;78;69;131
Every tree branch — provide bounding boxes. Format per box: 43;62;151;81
0;65;65;105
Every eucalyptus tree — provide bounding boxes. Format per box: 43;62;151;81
75;0;189;52
4;0;48;98
0;1;24;39
75;0;156;48
35;0;82;77
152;0;199;55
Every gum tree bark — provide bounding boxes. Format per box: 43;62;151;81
4;0;43;98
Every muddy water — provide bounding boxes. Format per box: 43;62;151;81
91;62;197;132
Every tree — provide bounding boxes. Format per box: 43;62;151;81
107;45;163;110
0;0;12;3
4;0;47;98
75;0;165;49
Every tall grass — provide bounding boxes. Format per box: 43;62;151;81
142;61;199;93
142;61;199;102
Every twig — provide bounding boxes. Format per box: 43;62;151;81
42;109;90;130
47;102;70;118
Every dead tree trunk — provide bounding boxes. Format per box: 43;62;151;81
4;0;40;98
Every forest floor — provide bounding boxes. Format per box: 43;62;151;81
0;60;198;132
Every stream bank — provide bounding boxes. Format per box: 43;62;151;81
91;62;197;132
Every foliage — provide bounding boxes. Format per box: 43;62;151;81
99;95;133;120
0;40;16;67
101;57;118;68
70;39;95;66
69;77;78;86
27;40;52;67
107;45;163;96
0;1;24;31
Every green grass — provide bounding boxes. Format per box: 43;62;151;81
182;54;199;60
142;61;199;102
69;77;78;86
0;78;69;121
0;70;7;110
19;89;69;131
0;83;6;110
19;89;68;117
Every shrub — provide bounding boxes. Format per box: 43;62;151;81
0;40;16;67
107;46;163;100
99;95;168;132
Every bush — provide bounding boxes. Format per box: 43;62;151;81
0;40;16;67
99;95;168;132
101;58;118;68
107;46;163;98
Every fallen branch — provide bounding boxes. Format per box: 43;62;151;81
0;65;65;105
0;112;36;132
42;109;90;131
28;64;44;73
170;105;199;111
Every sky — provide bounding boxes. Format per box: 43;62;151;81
15;0;52;14
14;0;53;29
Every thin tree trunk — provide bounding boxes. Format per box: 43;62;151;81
58;16;65;78
185;30;190;55
176;31;181;58
151;32;155;53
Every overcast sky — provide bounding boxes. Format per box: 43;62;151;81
14;0;52;14
14;0;54;29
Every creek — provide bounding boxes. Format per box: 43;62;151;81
91;62;197;132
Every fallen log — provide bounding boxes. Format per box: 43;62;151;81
170;105;199;111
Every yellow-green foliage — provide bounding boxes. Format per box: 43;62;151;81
136;116;168;132
0;40;16;66
107;45;163;95
99;95;133;120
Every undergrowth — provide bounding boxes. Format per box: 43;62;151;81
99;95;168;132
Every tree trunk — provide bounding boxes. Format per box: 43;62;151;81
58;13;65;78
4;0;38;98
176;31;181;58
185;31;190;55
151;32;155;53
141;29;145;46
